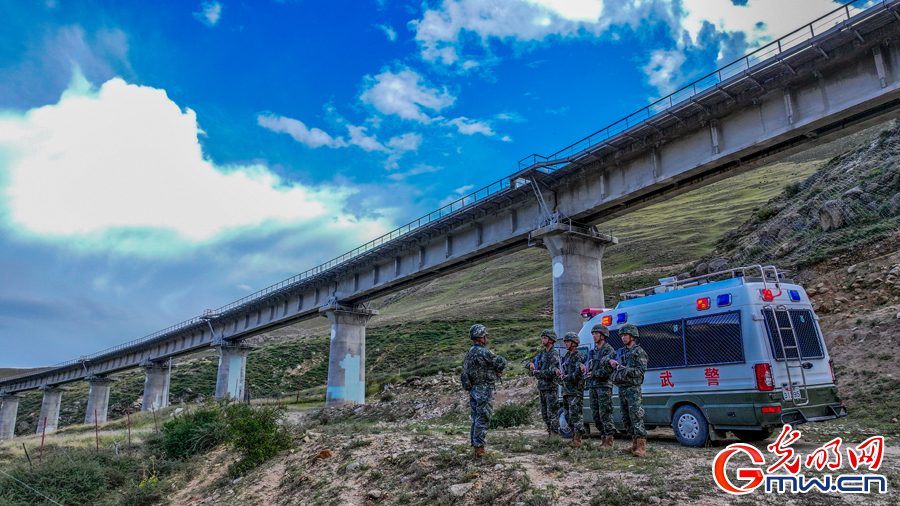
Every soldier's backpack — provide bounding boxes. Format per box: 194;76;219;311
460;370;473;391
460;346;476;391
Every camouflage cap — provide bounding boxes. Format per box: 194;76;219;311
619;324;639;338
540;329;557;341
562;332;580;344
590;324;610;337
469;324;488;339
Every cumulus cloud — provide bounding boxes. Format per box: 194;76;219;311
375;23;398;41
360;67;456;123
193;1;223;27
408;0;843;92
257;113;348;148
0;73;395;255
445;117;495;136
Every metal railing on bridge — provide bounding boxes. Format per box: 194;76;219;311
517;0;888;170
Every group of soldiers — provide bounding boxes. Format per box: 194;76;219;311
461;323;649;459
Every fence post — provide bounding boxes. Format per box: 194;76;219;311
94;410;99;452
38;418;46;466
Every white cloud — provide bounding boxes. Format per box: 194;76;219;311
347;124;389;152
445;117;495;136
193;1;223;27
387;163;442;181
257;113;347;148
409;0;666;67
0;73;395;255
386;132;423;152
375;23;398;41
642;49;687;95
360;67;455;123
501;135;512;142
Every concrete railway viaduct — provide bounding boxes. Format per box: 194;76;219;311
3;0;900;440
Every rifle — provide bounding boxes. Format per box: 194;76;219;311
584;348;593;379
557;351;566;380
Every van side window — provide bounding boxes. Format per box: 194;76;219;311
685;311;744;367
762;309;825;360
609;310;745;370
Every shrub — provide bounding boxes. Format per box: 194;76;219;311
222;403;292;476
0;446;156;506
489;402;532;429
155;405;226;461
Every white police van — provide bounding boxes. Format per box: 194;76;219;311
567;265;847;447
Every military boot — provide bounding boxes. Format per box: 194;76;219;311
474;446;485;459
572;433;582;448
633;439;647;457
599;435;614;449
621;438;638;454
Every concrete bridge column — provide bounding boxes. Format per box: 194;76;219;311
141;360;171;411
214;342;254;400
0;393;23;440
320;303;378;407
36;385;64;434
84;375;117;424
532;223;617;340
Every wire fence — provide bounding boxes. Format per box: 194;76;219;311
718;120;900;273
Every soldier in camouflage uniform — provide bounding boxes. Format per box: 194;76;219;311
610;324;649;457
528;329;560;437
463;324;507;459
557;332;586;448
585;323;616;449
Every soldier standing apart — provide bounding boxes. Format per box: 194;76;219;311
610;324;649;457
557;332;586;448
463;324;508;459
583;324;616;449
528;329;560;437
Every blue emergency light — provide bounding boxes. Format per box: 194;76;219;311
616;313;627;324
788;290;801;302
717;294;732;307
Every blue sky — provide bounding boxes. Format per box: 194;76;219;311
0;0;850;367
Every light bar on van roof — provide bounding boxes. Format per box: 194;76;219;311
696;297;710;310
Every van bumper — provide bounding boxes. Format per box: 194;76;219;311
756;385;847;427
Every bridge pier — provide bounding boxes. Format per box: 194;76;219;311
141;360;171;411
36;385;65;434
214;342;254;400
532;223;617;340
321;303;378;407
84;375;117;424
0;393;22;440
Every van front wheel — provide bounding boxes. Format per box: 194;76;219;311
672;405;709;447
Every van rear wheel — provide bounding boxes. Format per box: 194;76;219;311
733;428;773;442
672;405;708;447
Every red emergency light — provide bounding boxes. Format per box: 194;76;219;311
761;289;774;301
601;315;612;326
581;308;604;319
696;297;710;310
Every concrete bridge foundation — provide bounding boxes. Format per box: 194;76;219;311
532;223;617;341
36;385;64;434
214;342;254;401
84;375;117;424
141;360;171;411
321;303;378;407
0;393;22;440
